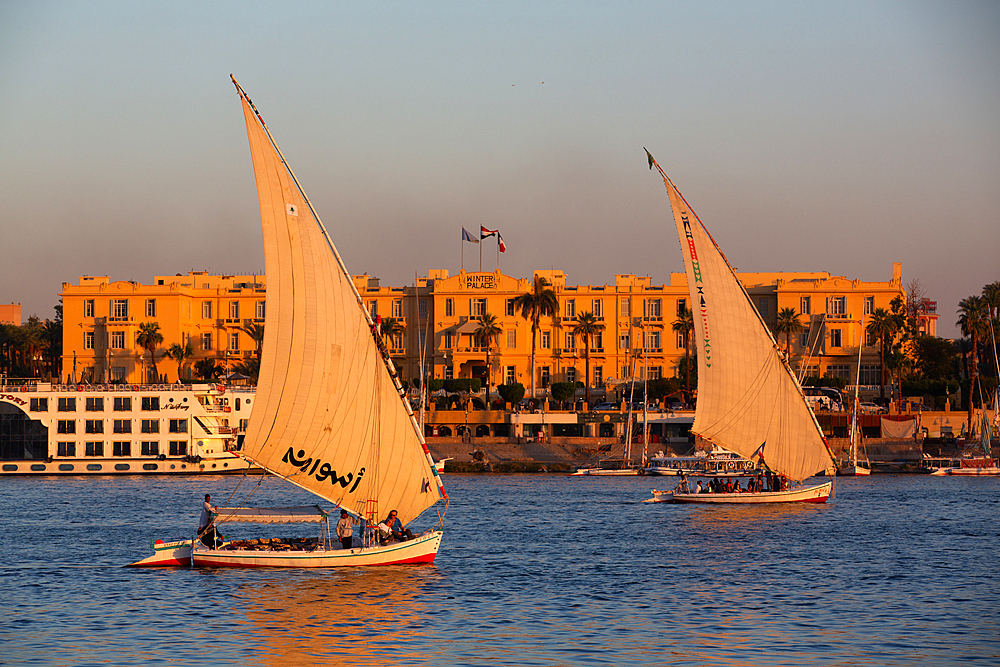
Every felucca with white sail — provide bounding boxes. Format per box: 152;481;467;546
130;77;447;567
644;150;837;504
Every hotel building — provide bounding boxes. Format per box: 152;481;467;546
61;264;909;393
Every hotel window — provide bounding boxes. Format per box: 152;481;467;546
594;332;603;350
169;441;188;456
540;331;551;349
864;296;874;315
565;332;575;350
471;298;487;317
564;299;576;320
829;296;846;316
169;419;187;434
505;366;516;385
758;298;769;317
566;367;576;383
202;301;212;319
111;367;126;382
392;299;403;319
645;330;661;351
445;299;454;317
621;365;630;380
392;333;404;350
113;441;131;456
256;301;266;320
114;397;131;411
677;331;687;349
800;296;811;315
57;442;76;457
141;441;159;456
620;298;631;318
141;396;160;411
540;367;550;388
419;299;428;321
367;300;378;318
85;331;94;350
229;333;240;351
444;332;455;349
419;330;426;351
202;333;212;351
444;366;453;380
619;333;630;350
85;441;104;457
506;299;516;317
145;299;156;318
58;398;76;412
30;398;48;412
85;420;103;434
594;366;603;387
114;419;132;434
112;299;129;319
84;299;95;317
57;420;75;434
859;365;880;385
644;298;662;319
826;364;851;380
229;301;239;321
649;366;662;381
866;330;877;346
592;299;603;318
110;331;125;349
506;330;516;349
800;328;810;348
141;419;159;434
830;328;843;348
677;299;687;316
86;397;104;412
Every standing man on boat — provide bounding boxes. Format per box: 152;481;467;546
198;494;216;534
337;509;360;549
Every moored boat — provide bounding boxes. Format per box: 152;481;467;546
643;150;837;504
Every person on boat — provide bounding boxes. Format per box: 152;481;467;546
695;481;704;494
198;494;216;533
725;479;734;493
383;510;414;542
746;477;755;493
197;494;224;548
676;475;690;494
337;509;360;550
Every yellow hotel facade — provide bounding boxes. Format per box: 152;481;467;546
61;264;908;394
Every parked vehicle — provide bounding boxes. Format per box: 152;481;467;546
860;402;887;414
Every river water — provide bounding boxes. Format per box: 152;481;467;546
0;473;997;666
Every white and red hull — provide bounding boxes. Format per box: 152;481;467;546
570;468;640;476
127;539;193;567
649;481;832;504
192;530;443;568
838;464;872;476
945;467;1000;476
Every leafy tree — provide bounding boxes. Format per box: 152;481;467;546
232;358;260;383
549;381;576;406
427;378;445;392
135;322;164;383
474;313;502;407
677;353;698;397
774;307;803;359
572;311;605;407
911;335;958;382
512;276;558;399
671;307;694;401
194;358;222;381
238;322;265;361
165;342;195;381
497;382;525;406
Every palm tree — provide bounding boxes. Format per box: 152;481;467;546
194;357;222;381
572;311;604;407
774;307;803;359
135;322;164;384
866;307;897;401
474;313;502;408
957;295;989;428
512;276;558;398
671;307;694;401
165;341;195;382
379;317;406;352
238;322;265;361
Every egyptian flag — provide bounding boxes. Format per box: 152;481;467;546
498;233;506;253
480;226;498;240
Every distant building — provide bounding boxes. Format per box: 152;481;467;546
60;264;907;392
0;303;21;326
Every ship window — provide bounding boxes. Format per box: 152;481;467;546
141;441;159;456
57;442;76;456
141;420;159;434
143;463;158;470
86;397;104;412
87;463;102;471
58;398;77;412
113;419;131;434
59;464;74;471
114;397;132;411
85;420;104;434
113;441;131;456
30;398;48;412
57;420;76;434
141;397;160;411
115;463;130;471
169;419;187;433
85;441;104;456
169;441;188;456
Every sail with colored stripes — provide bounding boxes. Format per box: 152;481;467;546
234;79;443;524
647;151;834;481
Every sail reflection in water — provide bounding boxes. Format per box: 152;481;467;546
234;569;438;666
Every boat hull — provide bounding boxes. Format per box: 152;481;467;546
945;467;1000;476
837;465;872;476
649;481;832;504
569;468;640;476
127;539;193;567
192;530;443;568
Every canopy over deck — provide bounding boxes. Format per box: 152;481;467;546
216;506;329;524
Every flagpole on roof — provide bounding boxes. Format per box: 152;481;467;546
479;235;482;272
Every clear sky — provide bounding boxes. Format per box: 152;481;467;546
1;1;997;338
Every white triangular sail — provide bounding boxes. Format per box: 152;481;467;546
648;152;834;481
234;79;443;524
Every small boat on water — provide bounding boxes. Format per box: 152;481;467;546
130;77;447;568
643;151;836;504
643;448;757;477
838;319;872;476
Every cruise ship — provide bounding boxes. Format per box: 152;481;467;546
0;382;256;475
